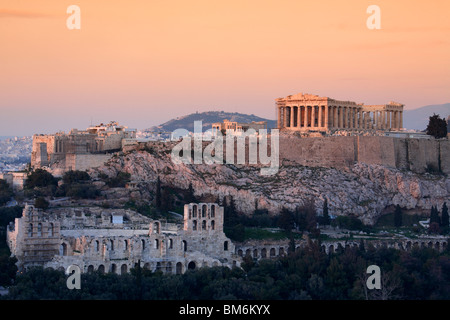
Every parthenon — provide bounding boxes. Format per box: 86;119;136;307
276;93;404;132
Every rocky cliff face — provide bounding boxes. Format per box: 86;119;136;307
91;143;450;225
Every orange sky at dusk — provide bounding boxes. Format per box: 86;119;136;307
1;0;449;135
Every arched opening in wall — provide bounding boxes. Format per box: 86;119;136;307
60;243;68;256
154;239;159;249
121;264;127;274
110;240;114;251
124;240;128;251
406;241;412;250
224;241;229;251
111;264;117;274
153;222;160;234
202;220;206;230
212;261;218;267
211;205;215;218
270;248;276;257
176;262;183;275
245;249;251;257
87;265;94;273
189;208;192;219
95;240;99;252
211;220;215;230
188;261;196;270
156;262;161;272
28;224;33;237
428;241;433;248
202;205;207;218
237;249;243;256
141;239;146;251
261;248;267;258
167;262;172;273
279;247;285;256
98;265;105;274
193;205;198;218
48;223;54;237
169;238;173;249
193;220;197;231
37;223;42;237
143;263;150;270
253;249;258;258
182;240;187;252
435;242;440;250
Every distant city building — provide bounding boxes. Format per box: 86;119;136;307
31;121;137;173
276;93;404;132
212;119;267;136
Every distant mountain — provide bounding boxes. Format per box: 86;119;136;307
403;103;450;131
143;111;277;133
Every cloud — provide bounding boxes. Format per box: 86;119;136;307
0;9;57;19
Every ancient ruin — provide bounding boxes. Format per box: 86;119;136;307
276;93;404;132
31;121;136;172
7;203;240;274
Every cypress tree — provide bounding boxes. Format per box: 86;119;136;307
441;202;449;230
394;204;402;228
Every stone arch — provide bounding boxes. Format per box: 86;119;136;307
224;241;229;251
211;205;215;218
237;249;243;256
202;204;207;218
211;220;215;230
261;248;267;258
48;223;54;237
212;261;219;267
87;265;94;273
28;223;33;237
435;242;440;250
141;239;146;251
98;265;105;273
406;241;412;250
192;205;198;218
121;264;127;274
111;264;117;274
188;261;196;270
428;241;433;248
109;239;114;251
155;239;159;249
253;249;258;258
153;221;160;234
270;248;276;257
279;247;285;256
156;262;162;272
60;243;68;256
193;220;197;231
167;262;173;273
124;239;128;251
182;240;187;252
37;223;42;237
176;262;183;274
202;261;208;268
169;238;173;249
245;249;251;257
143;263;151;270
202;220;207;230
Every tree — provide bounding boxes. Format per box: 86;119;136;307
25;169;57;189
430;205;440;225
277;208;295;233
0;179;13;206
34;197;49;210
62;170;90;184
441;202;449;233
426;113;447;139
185;183;196;204
322;199;331;226
161;187;173;212
441;202;449;227
394;204;402;228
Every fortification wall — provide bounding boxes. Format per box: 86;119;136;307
279;135;449;174
65;154;113;171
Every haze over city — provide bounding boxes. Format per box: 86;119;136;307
1;0;450;136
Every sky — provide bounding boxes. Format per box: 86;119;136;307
0;0;449;136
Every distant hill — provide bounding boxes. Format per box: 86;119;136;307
403;103;450;131
143;111;277;133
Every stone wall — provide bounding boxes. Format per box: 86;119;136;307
65;153;113;171
279;135;450;174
